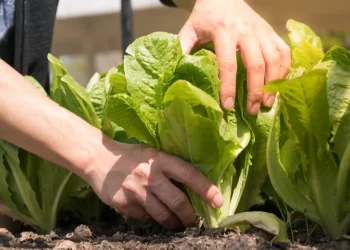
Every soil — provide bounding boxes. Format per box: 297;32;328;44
0;213;349;250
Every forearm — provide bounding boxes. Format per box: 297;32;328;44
0;59;112;177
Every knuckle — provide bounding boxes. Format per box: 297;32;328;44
170;193;187;211
235;21;251;36
158;211;172;224
281;65;291;77
248;89;264;101
121;178;138;193
112;195;127;212
142;146;159;159
221;57;237;70
132;164;150;180
153;150;166;162
216;18;233;30
280;43;291;56
149;176;164;190
182;165;199;182
216;19;251;37
137;144;157;156
247;57;265;72
266;53;280;66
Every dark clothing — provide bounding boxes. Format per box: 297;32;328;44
159;0;177;7
0;0;58;93
0;0;15;67
0;0;173;92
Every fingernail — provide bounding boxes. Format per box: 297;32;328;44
213;194;223;208
223;97;234;110
265;95;275;107
249;102;260;115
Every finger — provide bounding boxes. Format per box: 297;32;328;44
178;20;198;54
275;35;291;78
141;192;182;229
121;174;182;229
112;191;150;222
213;30;238;110
152;175;197;227
259;37;280;107
238;32;265;115
115;206;150;222
160;154;223;209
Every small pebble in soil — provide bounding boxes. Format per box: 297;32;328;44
50;231;59;240
101;239;116;249
54;240;77;250
112;232;124;241
73;224;94;239
19;231;39;243
0;228;14;241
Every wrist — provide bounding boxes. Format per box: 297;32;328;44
74;132;124;184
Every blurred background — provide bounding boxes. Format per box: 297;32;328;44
51;0;350;86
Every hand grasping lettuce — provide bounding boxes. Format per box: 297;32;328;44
101;32;287;241
0;40;223;232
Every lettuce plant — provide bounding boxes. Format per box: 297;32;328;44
100;32;287;241
265;19;350;239
0;130;88;233
0;30;290;240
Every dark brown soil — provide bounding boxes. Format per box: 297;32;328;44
0;215;349;250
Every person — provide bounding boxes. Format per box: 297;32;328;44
0;0;290;229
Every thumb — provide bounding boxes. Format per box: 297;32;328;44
178;20;197;54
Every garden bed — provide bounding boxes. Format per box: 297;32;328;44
0;212;349;250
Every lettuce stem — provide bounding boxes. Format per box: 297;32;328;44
336;141;350;223
307;138;340;238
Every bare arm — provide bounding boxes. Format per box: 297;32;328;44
0;59;223;228
0;58;106;176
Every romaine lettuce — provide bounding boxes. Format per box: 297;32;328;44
265;19;350;239
101;32;287;241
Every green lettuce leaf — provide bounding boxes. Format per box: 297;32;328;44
48;54;101;129
85;68;126;139
0;142;36;226
286;19;324;73
319;47;350;159
123;32;182;131
265;70;341;238
173;49;220;102
220;211;289;243
159;97;224;175
163;80;223;123
104;94;158;147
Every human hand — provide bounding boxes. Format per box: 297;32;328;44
178;0;291;114
83;141;223;229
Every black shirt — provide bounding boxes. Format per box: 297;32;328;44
0;0;178;92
